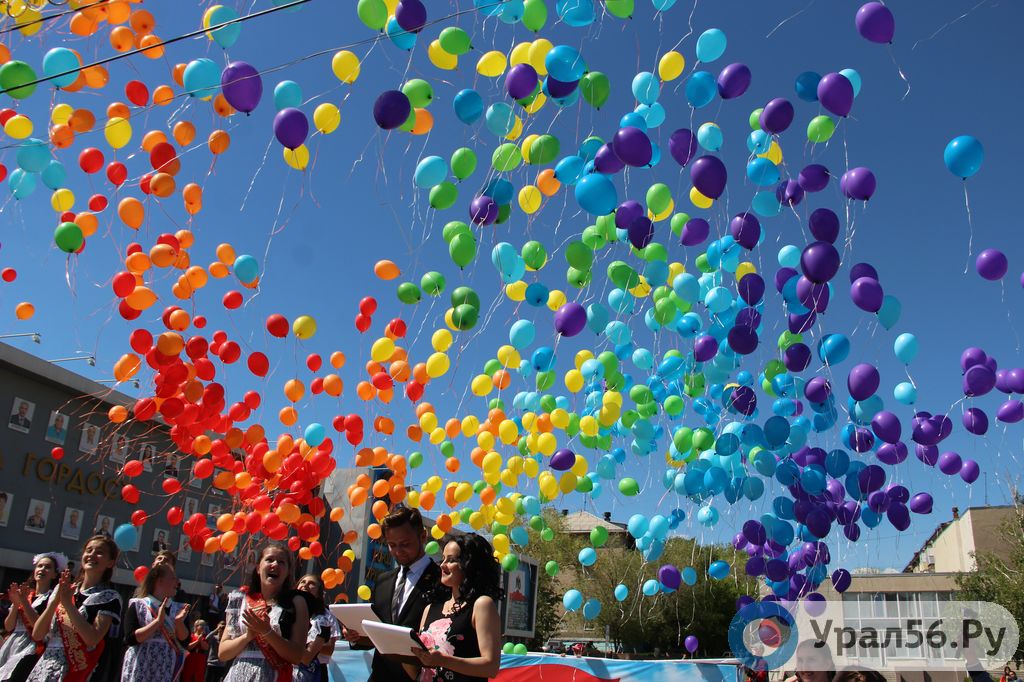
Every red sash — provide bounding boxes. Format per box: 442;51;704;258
246;594;293;682
146;599;187;679
17;591;45;656
55;601;104;682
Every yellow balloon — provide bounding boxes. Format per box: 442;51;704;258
628;275;652;298
509;42;532;66
496;345;521;367
357;585;371;600
564;369;584;393
50;188;74;212
505;115;523;141
574;350;594;370
419;411;438;432
477;431;495;451
518;185;542;214
476;50;507;77
579;415;599;437
550;408;569;429
736;262;758;281
524;457;539;478
520;133;539;162
293;315;317;339
523;92;546;114
528;39;552;75
658;51;685;81
558;471;578;494
428;40;458;71
313;103;341;134
332;50;360;83
429;427;445;444
4;115;32;139
493;533;510;553
51;103;73;125
547;289;566;310
17;8;42;36
498;420;518;444
471;374;492;396
461;415;479;437
649;199;674;222
425;352;450;378
431;328;453;352
668;261;686;283
407;490;421;508
284;145;309;170
759;140;783;165
104;117;132;149
370;337;395;363
690;186;713;209
505;281;527;301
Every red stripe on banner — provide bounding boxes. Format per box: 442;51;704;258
494;662;621;682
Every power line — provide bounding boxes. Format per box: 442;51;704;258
0;0;106;36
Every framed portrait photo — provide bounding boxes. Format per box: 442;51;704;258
24;499;50;535
45;411;69;445
8;397;35;434
61;507;83;541
79;423;100;455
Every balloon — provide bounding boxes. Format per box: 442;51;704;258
395;0;427;32
386;17;417;50
659;52;685;81
944;135;984;179
54;222;84;253
113;524;138;551
685;71;717;108
554;303;586;337
690;155;728;199
840;167;877;201
685;635;699;653
612;127;652;167
205;5;241;48
669;129;699;166
795;71;821;101
759;98;794;134
807;116;836;143
374;90;412;130
580;72;610;109
332;51;360;83
453;89;484;124
477;51;507;77
357;0;387;29
856;2;895;44
273;80;303;110
697;123;723;151
716;63;751;99
313;103;341;134
850;277;884;312
273;108;308;149
220;61;263;113
545;45;585;82
696;28;727;62
575;174;617;215
183;58;221;100
562;589;583;611
817;72;854;117
506;64;539;99
42;48;81;88
894;333;918;364
0;61;37;99
632;72;659;105
848;363;881;401
414;156;448;188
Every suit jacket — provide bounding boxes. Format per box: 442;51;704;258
364;560;441;682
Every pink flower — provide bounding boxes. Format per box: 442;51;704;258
419;631;437;649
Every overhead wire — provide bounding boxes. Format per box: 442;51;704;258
0;0;107;35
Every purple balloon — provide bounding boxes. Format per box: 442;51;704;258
694;335;719;362
909;493;933;514
545;76;578;98
817;72;855;117
856;2;895;44
737;273;765;305
735;306;761;328
867;490;890;513
871;410;902;443
887;503;911;531
659;565;682;590
690;155;728;199
960;460;980;484
800;241;841;283
784;343;812;372
799;164;830;193
848;363;880;400
272;107;308;150
612;127;653;167
716;63;751;99
776;180;804;207
809;208;840;243
669;128;699;167
796;276;830;313
1009;368;1024;393
469;195;498;225
963;407;989;435
831;568;852;593
684;635;699;654
914;443;938;466
505;64;539;100
627;216;654;249
960;347;988;372
594;144;625;174
615;200;644;229
681;217;710;247
728;327;760;357
554;302;587;337
373;90;412;130
550;448;575;471
775;267;798;293
729;212;761;250
840;167;877;200
976;248;1008;280
742;520;767;546
805;507;831;538
998;399;1024;423
728;384;758;412
876;441;907;465
745;556;766;577
963;364;997;397
394;0;426;32
849;262;879;283
858;464;886;494
220;61;263;114
850;277;884;312
805;377;832;403
851;427;875;453
938;451;963;475
843;523;861;542
788;310;816;334
760;98;795;134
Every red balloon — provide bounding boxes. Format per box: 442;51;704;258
193;459;214;479
134;398;157;420
247;352;269;377
60;211;76;223
107;162;127;185
167;506;183;526
287;536;301;551
306;353;322;372
123;460;144;477
126;242;142;255
359;296;377;316
193;315;207;329
354;314;371;332
388;318;407;337
131;509;148;526
371;372;393;391
156;233;180;250
0;164;7;182
88;194;108;212
150;142;178;173
79;147;104;174
133;566;149;583
266;314;289;338
119;300;142;321
185;336;208;360
243;390;261;409
121;484;140;504
310;377;324;394
223;290;243;309
2;268;17;282
219;341;241;364
113;271;136;297
125;80;149;106
139;173;152;195
51;446;64;460
0;109;15;125
343;414;363;431
162;478;182;494
406;381;425;402
332;415;346;431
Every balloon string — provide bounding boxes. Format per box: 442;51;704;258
887;44;911;101
765;0;817;38
911;0;993;52
962;181;974;275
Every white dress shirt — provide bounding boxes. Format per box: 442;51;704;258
396;553;433;615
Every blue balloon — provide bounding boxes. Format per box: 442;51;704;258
839;68;862;97
562;589;583;611
579;547;597;566
474;0;503;16
642;579;660;596
708;560;730;580
752;190;782;217
555;156;585;185
41;160;66;190
485;103;516;137
817;333;850;365
582;598;602;620
893;381;917;405
234;255;260;284
8;168;36;200
619;112;647;131
632;71;660;105
484;178;515;206
531;346;555;371
414;156;448;188
545;45;586;82
747;130;771;154
525;282;549;307
614;584;629;601
207;5;242;49
586;303;609;335
17;139;50;173
386;16;417;50
113;524;138;552
453;89;484;124
42;48;80;88
877;295;902;330
183;58;221;100
627;513;649;537
893;333;918;364
304;422;325;446
556;0;594;25
697;506;719;526
499;0;524;23
747;158;781;186
682;566;698;586
509;320;536;349
697;123;723;151
696;28;727;62
510;526;530;546
574;173;617;215
794;71;821;102
944;135;984;179
636;103;666;128
652;0;677;10
685;71;717;108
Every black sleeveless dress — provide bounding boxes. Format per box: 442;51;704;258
417;600;484;682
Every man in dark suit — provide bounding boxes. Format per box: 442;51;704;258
344;506;440;682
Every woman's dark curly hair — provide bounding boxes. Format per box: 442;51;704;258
429;533;504;608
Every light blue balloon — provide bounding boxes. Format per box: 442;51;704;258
556;0;595;26
632;348;653;370
626;513;648;537
705;286;732;313
839;68;862;97
574;173;617;215
551;89;580;108
304;422;325;446
582;598;602;620
183;58;221;100
747;157;781;186
697;123;723;151
817;333;850;365
673;273;700;303
943;135;984;179
8;168;36;200
635;102;666;128
499;0;525;23
562;589;583;611
877;294;902;330
273;81;303;110
682;566;698;585
386;17;417;50
697;506;719;526
752;190;782;217
605;320;630;345
207;5;242;49
453;89;484;125
484;178;514;205
234;255;259;284
685;71;716;108
555;155;585;184
578;547;597;566
632;71;660;105
614;584;629;601
491;242;525;283
510;526;530;546
113;524;138;552
894;381;917;405
485;103;516;137
414;156;447;189
586;303;609;335
41;160;66;190
696;28;727;62
17;139;50;173
509;320;536;349
620;112;647;131
42;48;80;88
747;130;771;154
545;45;586;82
642;579;660;596
894;333;918;364
648;142;661;167
652;0;677;10
708;560;730;580
474;0;503;16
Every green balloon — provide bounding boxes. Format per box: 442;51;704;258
521;240;547;270
778;330;802;351
451;286;480;309
398;109;416;132
425;540;440;555
495;203;511;224
535;370;555;391
502;642;515;654
597;351;617;374
452;303;479;330
575;475;593;493
565;413;580;437
590;525;609;547
643;242;668;262
513;643;528;655
438;26;471;56
605;0;634;18
618;477;640;496
566;267;591;288
516;82;543;108
522;0;547;31
0;61;37;100
581;225;606;250
695;253;713;273
565;241;594;270
637;402;658;418
529;514;545;531
545;560;559;576
580;71;610;109
420;271;446;296
684;372;706;398
53;222;83;253
673;427;693;451
356;0;387;29
597;214;618;242
629;385;653;404
807;115;836;143
402;79;433;108
646;183;672;214
605;371;625;391
396;282;422;304
764;359;786;379
749;108;763;131
607;261;641;289
409;451;423;468
664;395;684;416
429;181;458;209
528;135;560;165
693;427;715;451
440;441;455;457
471;479;485;493
541;527;555;543
669;212;690;236
539;394;557;412
483;358;502;375
450;147;477;180
492;143;522;172
442;220;472;243
449;233;477;268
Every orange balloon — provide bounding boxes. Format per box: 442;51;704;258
208;130;230;154
149;172;176;198
173;121;195;146
284;379;305;402
175;229;194;248
213;94;235;117
14;302;34;320
74;212;98;237
373;260;400;280
411;108;433;135
68;109;96;133
537;168;561;196
130;9;155;34
82;66;109;89
109;26;134;52
50;124;74;148
182;182;202;205
215;243;236;265
153;85;174;105
172;63;186;87
107;101;130;120
118;197;144;229
356;382;375;401
141;130;168;152
108;405;129;423
113;354;141;381
70;13;100;36
125;286;157;311
106;1;132;24
125;252;150;273
330;351;346;368
0;44;9;65
322;374;343;397
139;34;164;59
208;262;229;278
168;308;191;330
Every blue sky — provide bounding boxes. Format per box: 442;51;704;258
1;0;1023;572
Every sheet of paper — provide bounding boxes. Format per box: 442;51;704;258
329;604;380;633
361;620;425;656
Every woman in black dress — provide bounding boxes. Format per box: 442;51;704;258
409;534;502;681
